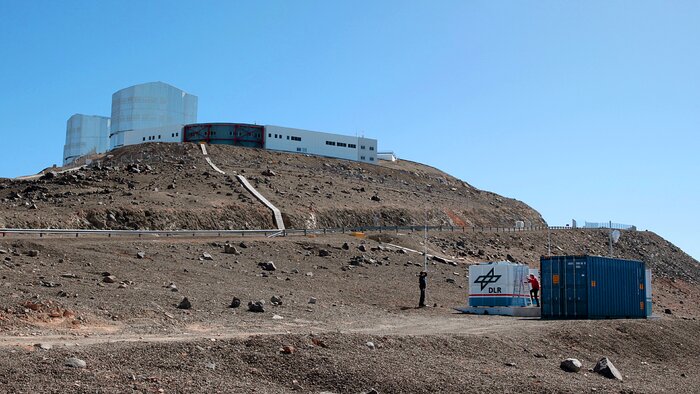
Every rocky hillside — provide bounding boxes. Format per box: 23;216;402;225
0;142;545;230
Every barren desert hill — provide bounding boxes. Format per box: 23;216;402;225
0;142;545;230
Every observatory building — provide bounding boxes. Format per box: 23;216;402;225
63;81;379;165
62;114;111;165
109;81;198;149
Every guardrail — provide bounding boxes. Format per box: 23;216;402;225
0;225;595;239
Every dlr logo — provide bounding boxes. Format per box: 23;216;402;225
488;287;502;293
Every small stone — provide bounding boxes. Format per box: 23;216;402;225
177;297;192;310
272;314;284;320
358;245;367;252
366;341;375;350
593;357;623;380
202;252;213;261
27;250;39;257
342;243;350;250
308;297;317;304
258;261;277;271
230;297;241;308
305;272;313;277
270;295;283;305
248;300;265;313
560;358;582;372
504;362;517;367
118;283;127;289
238;241;248;248
102;275;117;283
665;308;673;315
318;249;331;257
36;343;52;351
65;357;86;368
136;251;145;259
279;345;295;354
205;362;216;370
224;244;240;255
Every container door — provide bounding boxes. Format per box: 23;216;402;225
573;259;589;317
645;269;652;317
541;257;563;318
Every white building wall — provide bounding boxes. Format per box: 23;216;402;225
63;114;111;165
264;125;378;164
109;81;197;149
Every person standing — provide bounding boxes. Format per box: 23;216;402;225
418;271;427;308
526;274;540;306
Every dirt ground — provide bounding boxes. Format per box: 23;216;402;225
0;230;697;393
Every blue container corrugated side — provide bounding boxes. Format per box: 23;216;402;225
540;256;648;319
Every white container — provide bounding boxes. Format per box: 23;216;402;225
468;261;533;307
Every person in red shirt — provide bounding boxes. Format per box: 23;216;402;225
526;274;540;307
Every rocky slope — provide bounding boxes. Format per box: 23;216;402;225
0;142;545;230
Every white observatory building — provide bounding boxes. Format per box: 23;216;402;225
109;81;198;149
62;114;111;165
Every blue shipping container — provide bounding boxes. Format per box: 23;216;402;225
540;255;648;319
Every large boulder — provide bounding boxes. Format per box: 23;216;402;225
593;357;623;380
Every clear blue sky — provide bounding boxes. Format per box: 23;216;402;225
0;1;698;260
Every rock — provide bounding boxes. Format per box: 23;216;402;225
505;362;517;367
238;241;248;249
270;295;283;305
305;272;314;277
36;343;52;351
272;314;284;320
201;252;213;261
65;357;87;368
506;254;516;262
230;297;241;308
665;308;673;315
358;244;367;252
118;283;127;289
258;261;277;271
593;357;623;380
366;341;375;350
280;345;295;354
534;353;547;359
370;195;381;201
446;278;456;284
262;169;276;177
224;244;240;255
26;250;39;257
365;389;379;394
248;300;265;313
102;275;117;283
560;358;582;372
136;251;145;259
308;297;317;304
177;297;192;310
342;242;350;250
166;283;178;292
205;362;216;370
318;249;331;257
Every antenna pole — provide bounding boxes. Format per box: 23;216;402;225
424;209;428;271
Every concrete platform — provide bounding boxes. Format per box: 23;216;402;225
455;306;541;317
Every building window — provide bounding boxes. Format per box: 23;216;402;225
326;141;336;146
360;156;366;160
158;135;161;139
370;157;374;161
369;146;374;151
143;137;146;141
361;145;365;149
268;133;271;138
291;136;301;141
337;142;347;147
348;144;356;148
287;136;290;140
